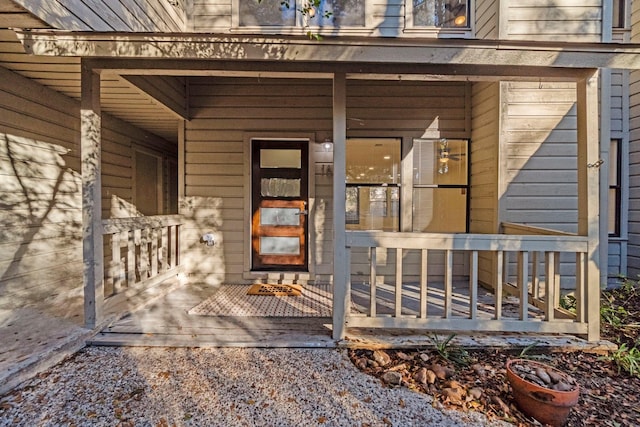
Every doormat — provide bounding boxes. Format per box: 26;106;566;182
187;284;334;317
247;284;302;296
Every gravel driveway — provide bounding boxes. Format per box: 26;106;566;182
0;347;509;426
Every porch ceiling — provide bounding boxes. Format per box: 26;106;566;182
4;28;640;146
0;29;180;143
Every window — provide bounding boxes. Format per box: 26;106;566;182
409;0;469;28
345;138;401;231
412;139;468;233
612;0;626;29
609;139;621;236
237;0;365;28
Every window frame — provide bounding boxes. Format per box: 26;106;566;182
411;138;470;233
231;0;372;34
404;0;473;37
609;138;622;237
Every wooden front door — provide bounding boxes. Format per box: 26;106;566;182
251;140;308;271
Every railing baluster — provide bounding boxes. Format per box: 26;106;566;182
369;247;376;317
151;227;159;277
161;226;168;272
420;249;428;318
518;251;529;320
575;251;586;323
495;251;503;320
111;232;122;292
395;248;403;317
532;251;540;299
444;249;453;319
545;251;556;321
127;230;136;286
170;225;177;268
469;250;478;319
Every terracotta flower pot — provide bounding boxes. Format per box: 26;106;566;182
506;358;580;427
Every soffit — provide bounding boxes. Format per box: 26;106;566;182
0;29;179;143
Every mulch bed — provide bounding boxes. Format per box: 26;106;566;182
348;285;640;426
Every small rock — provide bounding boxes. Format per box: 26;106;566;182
373;350;392;367
419;353;430;362
381;371;402;386
547;370;564;384
535;367;551;384
414;368;428;384
431;363;454;380
396;352;413;361
468;387;483;400
552;381;575;392
471;363;486;376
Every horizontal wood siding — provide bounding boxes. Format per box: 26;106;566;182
611;70;625;134
628;70;640;276
503;82;578;230
13;0;185;32
629;0;640;277
475;0;499;39
506;0;603;42
470;82;500;285
0;65;175;323
184;77;468;283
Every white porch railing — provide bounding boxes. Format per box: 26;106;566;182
102;215;182;298
344;228;591;336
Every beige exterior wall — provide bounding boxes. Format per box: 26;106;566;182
0;65;176;324
183;77;471;284
469;81;500;284
475;0;500;39
505;0;603;42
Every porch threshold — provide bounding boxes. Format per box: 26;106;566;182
339;329;616;355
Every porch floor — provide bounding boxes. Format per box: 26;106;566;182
90;281;614;353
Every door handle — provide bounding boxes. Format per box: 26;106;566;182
296;210;308;215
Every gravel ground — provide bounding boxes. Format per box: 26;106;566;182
0;347;510;427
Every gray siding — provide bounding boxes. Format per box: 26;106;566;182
183;77;469;284
628;70;640;276
503;82;578;230
627;0;640;277
13;0;186;32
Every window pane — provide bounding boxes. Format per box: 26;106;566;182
613;0;625;28
609;140;619;185
260;149;301;168
412;188;466;232
609;188;618;235
346;186;399;231
413;0;468;28
413;139;467;185
308;0;365;27
261;178;301;197
260;207;301;226
239;0;296;26
346;138;401;184
260;237;300;255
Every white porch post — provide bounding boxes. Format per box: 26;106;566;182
81;59;104;329
332;73;348;340
577;70;601;341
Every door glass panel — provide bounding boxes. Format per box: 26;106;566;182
260;207;301;226
261;178;301;197
412;188;466;232
260;237;301;255
260;149;301;168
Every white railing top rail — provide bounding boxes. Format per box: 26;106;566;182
346;231;588;253
102;214;182;234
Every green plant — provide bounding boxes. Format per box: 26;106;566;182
601;304;629;327
602;343;640;377
560;294;577;313
429;333;470;366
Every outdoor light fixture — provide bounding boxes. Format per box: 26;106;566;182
322;139;333;152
